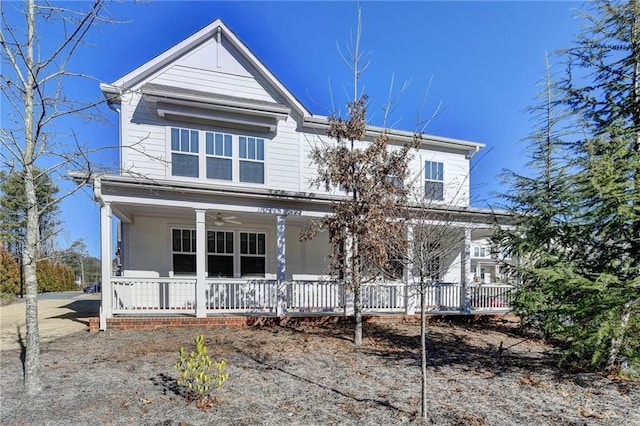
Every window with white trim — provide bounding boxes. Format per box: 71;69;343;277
169;127;265;184
171;128;199;177
238;136;265;183
424;160;444;201
240;232;266;277
473;246;487;258
207;231;234;277
172;228;196;274
205;132;233;180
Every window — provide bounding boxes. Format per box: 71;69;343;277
171;128;199;177
205;132;233;180
169;128;266;184
239;136;265;183
424;161;444;201
207;231;234;277
172;229;196;274
240;232;266;276
473;246;487;258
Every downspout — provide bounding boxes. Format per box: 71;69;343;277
94;177;104;207
466;145;481;160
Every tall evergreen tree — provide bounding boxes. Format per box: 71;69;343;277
0;169;60;258
502;0;640;373
561;0;640;372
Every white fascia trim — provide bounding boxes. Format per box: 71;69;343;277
303;116;485;153
97;174;343;205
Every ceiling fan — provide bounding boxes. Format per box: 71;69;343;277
210;212;241;226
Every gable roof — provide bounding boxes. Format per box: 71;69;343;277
100;19;310;118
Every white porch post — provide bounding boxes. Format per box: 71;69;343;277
344;234;354;316
461;227;472;314
99;202;112;331
405;225;416;315
195;209;206;318
276;214;286;316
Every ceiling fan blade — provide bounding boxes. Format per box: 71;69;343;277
222;215;237;220
226;219;241;225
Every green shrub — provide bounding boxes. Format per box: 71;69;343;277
174;334;228;403
0;247;20;295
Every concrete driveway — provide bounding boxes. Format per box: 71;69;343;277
0;292;100;352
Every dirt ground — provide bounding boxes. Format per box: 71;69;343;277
1;314;638;426
0;293;100;351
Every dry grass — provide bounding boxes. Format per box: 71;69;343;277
1;317;638;425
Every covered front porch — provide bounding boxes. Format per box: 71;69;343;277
95;176;514;330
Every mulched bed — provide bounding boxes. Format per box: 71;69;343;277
1;317;638;425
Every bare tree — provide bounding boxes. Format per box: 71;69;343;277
0;0;113;394
302;8;420;346
395;158;489;419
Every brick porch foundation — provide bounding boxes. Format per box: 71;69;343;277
88;314;425;333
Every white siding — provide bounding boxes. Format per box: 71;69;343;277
122;215;293;278
285;224;330;277
299;132;471;207
267;116;301;191
122;217;171;276
120;92;168;179
408;148;470;207
149;36;279;103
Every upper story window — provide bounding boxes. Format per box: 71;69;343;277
169;127;265;184
239;136;265;183
472;246;488;258
424;161;444;201
171;128;199;178
205;132;233;180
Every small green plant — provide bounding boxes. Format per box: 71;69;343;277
174;334;228;404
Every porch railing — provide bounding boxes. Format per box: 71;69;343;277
362;281;406;312
109;277;514;316
206;279;277;313
469;283;514;311
286;280;344;313
112;277;196;314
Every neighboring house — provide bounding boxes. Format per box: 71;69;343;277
83;20;514;330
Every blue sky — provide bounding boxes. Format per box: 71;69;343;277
2;1;583;257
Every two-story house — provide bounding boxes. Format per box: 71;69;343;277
83;20;514;330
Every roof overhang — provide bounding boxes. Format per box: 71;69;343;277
69;172;513;228
140;83;290;133
303;116;485;158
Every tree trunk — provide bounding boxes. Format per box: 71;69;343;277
353;266;362;347
606;299;635;371
420;286;427;420
352;238;362;347
23;0;42;395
